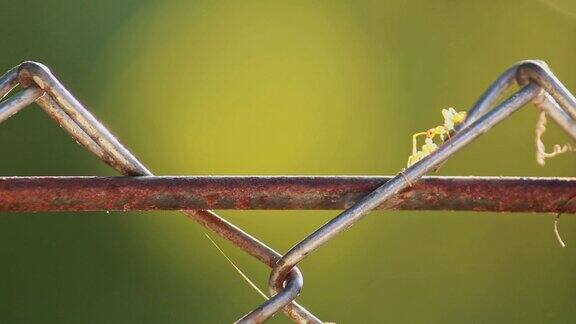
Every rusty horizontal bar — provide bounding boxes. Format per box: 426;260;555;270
0;176;574;213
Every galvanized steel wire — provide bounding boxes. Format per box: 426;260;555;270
0;61;320;323
242;60;576;323
0;60;575;323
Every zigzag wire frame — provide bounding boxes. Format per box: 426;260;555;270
0;62;320;324
243;60;576;323
0;60;575;323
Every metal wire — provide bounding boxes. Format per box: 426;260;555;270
0;176;574;213
0;62;321;323
0;60;575;323
237;60;576;323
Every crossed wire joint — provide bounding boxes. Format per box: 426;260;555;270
1;60;575;323
239;60;576;323
0;62;321;323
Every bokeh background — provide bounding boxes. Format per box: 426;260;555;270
1;0;575;323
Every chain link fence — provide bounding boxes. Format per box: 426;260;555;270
0;60;575;323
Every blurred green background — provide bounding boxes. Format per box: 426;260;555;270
1;0;575;322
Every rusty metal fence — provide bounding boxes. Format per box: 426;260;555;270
0;60;575;323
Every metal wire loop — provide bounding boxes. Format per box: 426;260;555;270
0;61;322;324
237;60;576;323
1;59;575;323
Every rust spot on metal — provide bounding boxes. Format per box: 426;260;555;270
0;176;573;213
